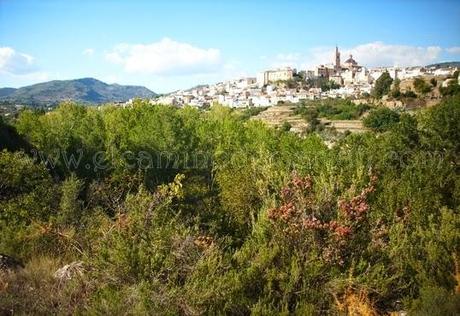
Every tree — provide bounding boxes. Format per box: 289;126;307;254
363;107;400;132
391;78;401;99
440;80;460;97
371;71;393;98
56;174;83;226
413;77;432;94
305;107;321;131
320;79;340;91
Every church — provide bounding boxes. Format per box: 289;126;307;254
316;46;371;86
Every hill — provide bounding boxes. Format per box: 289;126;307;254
0;78;156;106
426;61;460;69
0;88;17;98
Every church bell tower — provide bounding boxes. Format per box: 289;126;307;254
335;46;341;74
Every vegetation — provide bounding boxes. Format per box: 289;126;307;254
239;106;268;119
294;105;322;132
1;95;460;314
295;98;370;121
426;61;460;69
363;107;401;132
280;120;292;131
401;90;418;98
440;79;460;97
372;71;393;98
413;77;432;94
389;78;421;101
390;78;402;99
320;79;341;92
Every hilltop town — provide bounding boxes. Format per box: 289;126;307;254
152;47;459;108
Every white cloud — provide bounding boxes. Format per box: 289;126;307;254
0;47;38;75
270;42;444;70
82;48;95;56
341;42;441;68
446;47;460;55
105;38;222;75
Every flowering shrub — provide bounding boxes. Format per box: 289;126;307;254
268;172;377;265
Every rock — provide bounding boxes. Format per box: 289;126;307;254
53;261;84;281
0;253;24;272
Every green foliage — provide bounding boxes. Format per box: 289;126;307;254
0;118;32;152
295;99;370;121
363;107;401;132
440;79;460;97
372;71;393;98
418;94;460;154
0;150;57;257
295;105;322;131
413;77;432;94
1;95;459;314
391;78;401;99
281;121;292;131
320;79;341;91
239;106;267;120
55;174;83;226
409;286;460;316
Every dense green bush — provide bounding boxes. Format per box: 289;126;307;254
414;77;432;94
295;99;370;121
440;79;460;97
372;71;393;98
363;107;401;132
0;97;459;314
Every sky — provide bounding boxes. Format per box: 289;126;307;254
1;0;460;93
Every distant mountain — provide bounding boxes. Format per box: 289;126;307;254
426;61;460;69
0;88;17;98
0;78;156;106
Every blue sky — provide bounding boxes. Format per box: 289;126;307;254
1;0;460;93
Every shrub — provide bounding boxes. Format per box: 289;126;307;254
372;71;393;98
413;78;432;94
409;286;460;316
363;108;400;132
281;121;292;132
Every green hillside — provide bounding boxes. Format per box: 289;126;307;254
0;78;156;106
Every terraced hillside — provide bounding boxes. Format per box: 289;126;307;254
251;105;308;133
252;105;366;133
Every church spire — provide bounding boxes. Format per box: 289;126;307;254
335;45;341;73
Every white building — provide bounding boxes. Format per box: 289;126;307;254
257;68;295;87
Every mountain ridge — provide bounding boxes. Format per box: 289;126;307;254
0;78;156;106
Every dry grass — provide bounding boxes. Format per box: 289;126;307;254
334;289;378;316
454;253;460;294
0;255;88;314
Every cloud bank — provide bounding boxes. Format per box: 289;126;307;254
106;38;222;76
0;47;38;75
270;42;447;70
446;47;460;55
